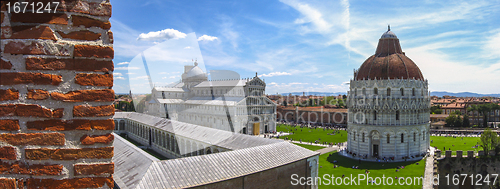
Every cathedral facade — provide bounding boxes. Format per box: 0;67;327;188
146;62;277;135
346;27;431;160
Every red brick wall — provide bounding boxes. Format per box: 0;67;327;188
0;1;114;188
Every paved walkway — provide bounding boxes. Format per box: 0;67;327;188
423;147;436;189
315;146;340;154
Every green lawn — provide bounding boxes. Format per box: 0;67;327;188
276;124;347;144
293;143;326;151
318;152;426;189
430;136;481;155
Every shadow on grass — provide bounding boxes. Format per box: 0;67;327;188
326;152;422;170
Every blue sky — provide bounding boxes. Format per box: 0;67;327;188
111;0;500;95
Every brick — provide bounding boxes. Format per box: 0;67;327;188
108;31;113;43
74;163;114;176
89;2;112;16
15;104;52;118
25;147;114;160
53;108;64;118
1;25;56;40
75;73;113;87
0;59;12;69
11;12;68;24
0;120;20;131
27;119;114;131
80;133;114;145
57;30;101;40
0;104;61;118
0;178;16;189
74;105;114;117
51;89;114;102
0;146;17;160
27;177;114;189
72;15;111;29
73;59;114;72
25;57;113;71
3;41;70;56
0;162;63;175
0;105;16;116
0;133;65;146
0;89;19;101
74;45;114;58
27;89;49;100
0;72;62;85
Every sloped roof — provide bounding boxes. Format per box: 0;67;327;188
112;113;319;189
135;142;318;189
113;134;159;189
183;96;245;106
113;112;279;150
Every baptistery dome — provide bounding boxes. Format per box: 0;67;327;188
345;27;430;162
355;26;424;81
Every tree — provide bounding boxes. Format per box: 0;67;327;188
467;105;479;127
480;128;499;156
430;105;442;114
445;111;462;127
462;114;470;127
337;99;345;108
283;100;288;106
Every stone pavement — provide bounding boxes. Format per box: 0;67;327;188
423;147;436;189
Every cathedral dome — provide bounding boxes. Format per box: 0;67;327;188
355;27;424;81
183;65;206;80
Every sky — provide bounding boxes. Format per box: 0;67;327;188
110;0;500;95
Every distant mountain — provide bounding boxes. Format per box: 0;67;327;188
275;91;500;97
430;91;500;98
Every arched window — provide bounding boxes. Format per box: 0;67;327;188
355;89;357;96
396;111;400;120
423;131;425;140
387;134;390;143
412;88;416;96
414;133;416;141
387;88;391;96
401;133;404;143
400;88;404;96
353;132;356;141
373;111;377;120
374;88;378;95
362;88;366;96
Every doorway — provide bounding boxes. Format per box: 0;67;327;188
373;144;379;157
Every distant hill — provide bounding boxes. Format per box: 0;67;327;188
430;91;500;98
275;91;500;98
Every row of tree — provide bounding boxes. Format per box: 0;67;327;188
467;103;500;127
115;101;135;112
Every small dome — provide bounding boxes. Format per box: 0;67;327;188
381;30;397;39
183;66;207;80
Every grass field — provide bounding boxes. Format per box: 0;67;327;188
293;143;326;151
276;124;347;144
317;152;426;189
430;136;481;155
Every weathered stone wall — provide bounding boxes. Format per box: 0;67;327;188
436;151;500;189
1;0;114;188
195;159;313;189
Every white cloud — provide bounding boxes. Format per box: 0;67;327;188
169;76;178;79
113;73;123;76
114;76;125;80
258;72;292;77
198;35;218;41
137;28;187;41
117;62;129;65
130;76;150;80
483;30;500;59
115;67;141;70
184;46;191;49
